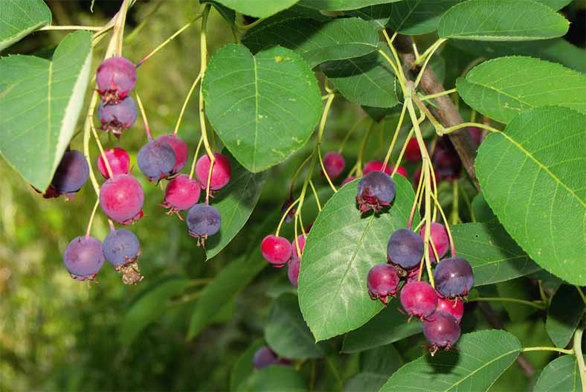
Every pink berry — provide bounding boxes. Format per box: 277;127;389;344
291;235;306;260
322;151;345;179
96;56;137;104
404;138;421;163
341;176;357;186
363;160;391;175
261;235;292;267
420;223;449;262
288;258;301;287
156;134;188;174
97;147;130;179
436;298;464;323
99;174;144;225
195;153;231;191
400;281;438;319
367;264;400;304
163;174;201;212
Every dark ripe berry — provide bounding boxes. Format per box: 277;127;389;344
420;223;449;262
356;171;396;213
432;137;461;181
281;198;296;223
97;97;137;135
436;298;464;323
51;150;89;194
468;127;484;146
97;147;130;179
137;139;176;182
156;134;188;174
99;174;144;225
323;151;345;179
261;235;292;267
96;56;137;104
163;174;201;212
186;204;221;243
341;176;357;186
292;235;306;260
433;257;474;298
423;311;461;351
195;153;231;191
387;229;424;270
400;281;438;319
288;258;301;287
363;160;391;175
367;264;400;304
404;138;421;163
103;228;143;284
63;236;104;281
253;346;279;369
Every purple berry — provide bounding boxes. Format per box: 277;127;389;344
97;147;130;179
100;174;144;225
387;229;424;270
63;235;105;281
433;257;474;298
137;139;176;182
261;235;292;268
432;137;461;182
400;281;438;319
51;150;89;195
288;258;301;287
103;228;143;284
436;298;464;323
356;171;396;213
97;97;137;136
96;56;137;104
163;174;201;213
323;151;345;179
156;134;188;174
423;311;461;351
420;223;449;262
253;346;280;369
195;153;231;191
186;204;221;244
367;264;400;304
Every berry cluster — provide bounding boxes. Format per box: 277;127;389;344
261;234;306;287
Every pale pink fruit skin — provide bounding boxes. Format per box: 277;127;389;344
157;135;188;174
97;147;130;179
420;222;449;262
323;151;345;179
99;174;144;225
164;174;201;210
195;153;231;191
261;235;292;267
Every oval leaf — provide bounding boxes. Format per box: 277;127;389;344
347;4;392;29
298;176;416;342
296;0;402;12
387;0;462;36
438;0;569;41
212;0;301;18
243;366;307;392
380;330;522;392
457;56;586;124
0;31;92;190
534;354;586;392
203;44;321;173
451;222;540;286
476;106;586;285
546;285;586;348
243;18;380;69
0;0;51;51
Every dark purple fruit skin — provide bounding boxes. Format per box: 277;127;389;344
186;204;221;237
96;56;137;104
253;346;279;369
51;150;89;194
103;229;140;267
156;135;188;174
137;140;176;182
400;281;438;319
432;137;461;181
356;171;396;213
387;229;424;270
423;311;461;348
367;264;400;304
433;257;474;298
98;97;137;134
63;236;105;280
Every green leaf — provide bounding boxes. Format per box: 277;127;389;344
231;339;265;391
203;44;321;173
532;0;573;9
438;0;569;41
451;222;540;286
380;330;522;392
265;294;332;359
298;176;416;342
321;50;399;109
496;279;538;322
203;0;236;25
457;57;586;124
0;0;51;51
212;0;301;18
345;345;403;391
243;18;380;69
546;285;586;348
534;354;586;392
0;31;92;190
347;4;392;29
296;0;402;12
344;374;389;392
471;194;496;222
243;366;307;392
387;0;462;36
342;301;422;353
120;276;191;345
205;153;266;260
475;106;586;285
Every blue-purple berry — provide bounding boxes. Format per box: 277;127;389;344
51;150;89;195
103;229;140;267
433;257;474;298
63;236;105;281
387;229;424;270
186;204;221;245
356;171;396;213
97;97;137;136
137;139;177;182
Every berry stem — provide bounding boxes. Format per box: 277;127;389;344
289;154;313;197
439;122;501;137
174;73;203;136
573;327;586;392
134;92;153;140
276;198;300;237
381;102;408;173
189;138;205;180
338;115;367;154
450;180;460;225
407;165;425;230
124;1;163;44
108;219;116;232
85;199;101;237
356;121;375;177
308;180;322;212
82;91;102;196
382;30;407;89
420;89;457;102
522;346;574;355
235;14;266;31
468;297;546;310
429;191;457;257
576;286;586;304
413;39;447;88
90;120;114;179
316;93;337;193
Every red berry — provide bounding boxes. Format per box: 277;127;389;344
436;298;464;323
261;235;292;267
288;258;301;287
99;174;144;225
292;235;306;260
363;160;391;175
163;174;201;212
367;264;400;304
404;138;421;163
156;134;188;174
97;147;130;179
195;153;231;191
423;311;461;351
322;151;345;179
96;56;137;104
400;281;438;319
341;176;357;186
420;223;449;262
